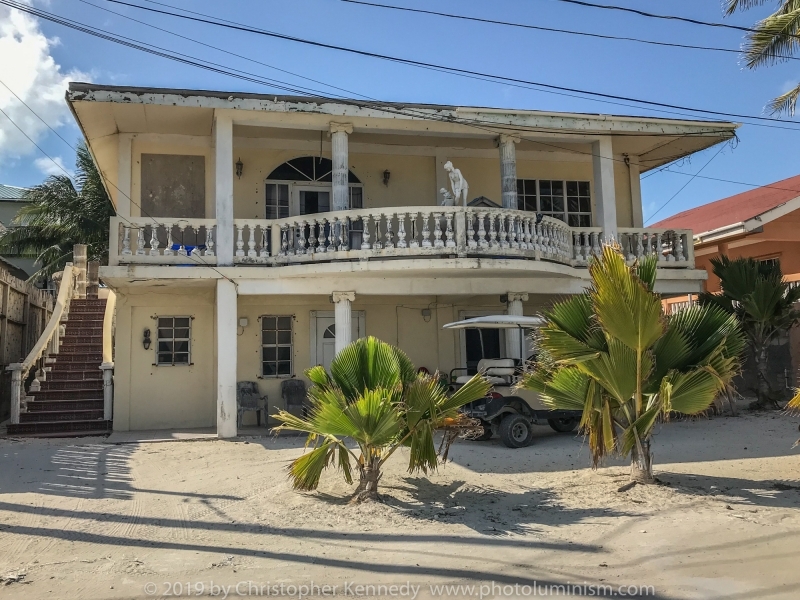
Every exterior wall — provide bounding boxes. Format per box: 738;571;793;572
112;287;216;431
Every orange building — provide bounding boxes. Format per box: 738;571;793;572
652;174;800;397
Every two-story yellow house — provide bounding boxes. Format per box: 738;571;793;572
65;83;734;437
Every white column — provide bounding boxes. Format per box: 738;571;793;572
216;279;238;438
626;155;644;228
330;123;353;211
498;134;520;210
214;113;234;266
592;136;618;241
332;291;355;355
505;292;528;360
117;133;132;217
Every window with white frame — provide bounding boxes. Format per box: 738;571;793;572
516;179;592;226
261;315;293;377
156;316;191;365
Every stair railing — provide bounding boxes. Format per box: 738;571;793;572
7;261;81;425
100;290;116;421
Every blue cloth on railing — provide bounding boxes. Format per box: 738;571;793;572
170;244;207;256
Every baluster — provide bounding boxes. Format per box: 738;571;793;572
357;215;368;250
498;214;508;249
234;224;245;257
151;225;162;256
397;213;408;248
444;212;455;248
675;232;685;262
655;233;664;261
179;224;191;256
259;226;268;258
433;212;444;248
421;212;432;248
313;219;323;253
467;210;478;249
573;232;582;263
506;215;516;249
522;217;531;250
407;213;418;248
636;232;644;260
298;220;309;255
135;227;146;256
488;214;498;248
121;226;132;255
326;217;337;251
385;212;395;249
592;231;601;257
247;224;257;257
281;224;289;255
477;212;488;248
164;226;175;256
373;214;383;250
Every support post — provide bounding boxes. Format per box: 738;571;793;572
7;364;22;425
214;113;235;266
332;291;355;355
330;123;353;212
626;154;643;228
505;293;528;360
216;279;238;438
498;134;520;210
592;137;618;241
100;363;114;420
117;133;132;217
73;244;87;299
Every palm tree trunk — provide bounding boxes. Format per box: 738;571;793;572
751;345;777;409
351;460;381;503
630;438;655;484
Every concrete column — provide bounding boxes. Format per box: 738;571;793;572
592;136;618;241
216;279;238;438
505;292;528;360
330;123;353;211
498;134;520;210
332;291;355;355
117;133;132;217
73;244;87;299
214;113;234;266
626;155;644;228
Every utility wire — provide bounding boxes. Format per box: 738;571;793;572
102;0;800;126
341;0;795;60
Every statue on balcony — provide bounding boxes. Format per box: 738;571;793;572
443;161;469;207
439;188;455;207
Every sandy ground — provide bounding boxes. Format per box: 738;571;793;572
0;413;798;600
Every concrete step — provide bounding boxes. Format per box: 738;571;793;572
26;399;104;412
31;388;103;401
50;353;103;364
47;371;103;382
40;379;103;391
19;409;105;423
7;419;111;436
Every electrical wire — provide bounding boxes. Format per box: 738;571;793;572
340;0;796;60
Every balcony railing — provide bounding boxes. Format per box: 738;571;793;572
109;207;694;269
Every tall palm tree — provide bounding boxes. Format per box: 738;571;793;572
0;142;115;280
725;1;800;114
699;256;800;409
272;336;490;503
519;245;745;484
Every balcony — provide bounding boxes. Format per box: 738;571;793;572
110;206;694;269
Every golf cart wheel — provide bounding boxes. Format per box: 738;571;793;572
474;421;493;441
499;414;533;448
548;417;579;433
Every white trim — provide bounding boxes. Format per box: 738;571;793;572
309;310;366;367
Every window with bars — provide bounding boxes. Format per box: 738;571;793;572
156;316;191;366
516;179;592;226
261;316;293;377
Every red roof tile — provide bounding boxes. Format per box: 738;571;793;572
651;173;800;233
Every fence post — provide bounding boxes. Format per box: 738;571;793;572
73;244;87;299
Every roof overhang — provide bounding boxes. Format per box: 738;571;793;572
694;194;800;245
66;83;738;172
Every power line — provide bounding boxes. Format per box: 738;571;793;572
101;0;800;127
341;0;797;60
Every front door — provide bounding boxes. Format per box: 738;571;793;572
313;313;364;371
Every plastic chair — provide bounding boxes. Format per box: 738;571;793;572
237;381;268;427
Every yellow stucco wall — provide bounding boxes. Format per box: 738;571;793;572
112;289;557;430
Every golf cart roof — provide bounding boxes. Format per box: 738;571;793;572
442;315;546;330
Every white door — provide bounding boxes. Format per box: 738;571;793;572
313;313;364;371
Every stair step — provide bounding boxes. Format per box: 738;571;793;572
40;380;103;391
20;409;105;423
47;372;103;381
51;354;103;363
31;389;103;400
26;399;104;411
7;420;112;436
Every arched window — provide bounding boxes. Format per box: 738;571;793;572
323;324;336;339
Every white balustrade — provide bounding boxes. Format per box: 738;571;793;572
110;212;694;269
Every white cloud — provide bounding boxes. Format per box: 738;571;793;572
0;3;89;168
34;155;73;178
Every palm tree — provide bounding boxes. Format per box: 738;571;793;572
519;245;745;484
0;142;115;280
699;256;800;409
272;336;490;503
724;1;800;114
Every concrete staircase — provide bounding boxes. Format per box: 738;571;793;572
6;299;112;437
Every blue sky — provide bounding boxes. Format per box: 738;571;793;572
0;0;798;223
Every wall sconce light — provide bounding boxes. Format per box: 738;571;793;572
382;169;390;186
235;157;244;179
143;328;151;350
421;308;432;323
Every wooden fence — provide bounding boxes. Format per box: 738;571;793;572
0;268;53;422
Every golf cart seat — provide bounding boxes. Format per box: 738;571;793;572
455;358;516;385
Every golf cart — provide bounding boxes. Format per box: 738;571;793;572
444;315;582;448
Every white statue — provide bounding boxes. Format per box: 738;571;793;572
443;161;469;207
439;187;455;207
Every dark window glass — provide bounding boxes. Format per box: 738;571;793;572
155;316;191;365
267;157;361;184
262;315;293;377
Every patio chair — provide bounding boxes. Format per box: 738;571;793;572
281;379;308;418
237;381;268;428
